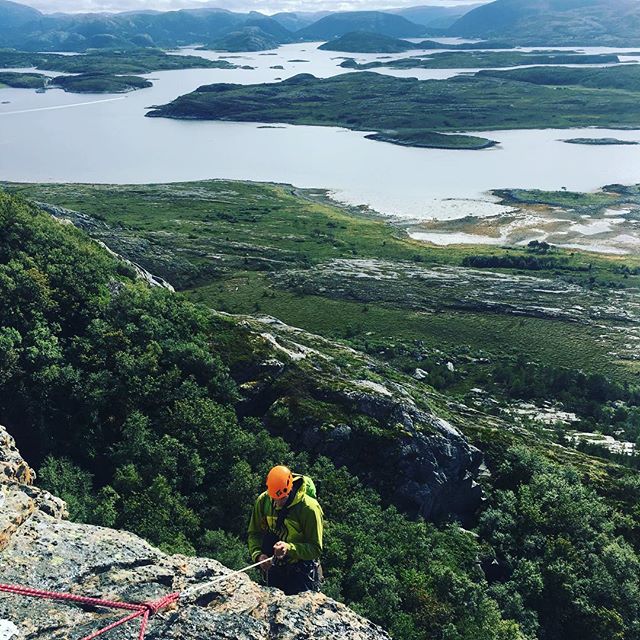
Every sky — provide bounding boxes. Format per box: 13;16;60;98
21;0;490;15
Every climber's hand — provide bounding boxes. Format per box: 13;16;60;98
257;554;272;572
273;541;288;560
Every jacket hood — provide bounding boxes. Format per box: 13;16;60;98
287;473;308;508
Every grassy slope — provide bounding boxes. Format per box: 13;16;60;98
6;180;640;387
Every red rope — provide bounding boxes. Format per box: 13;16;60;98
0;583;180;640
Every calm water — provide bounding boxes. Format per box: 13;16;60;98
1;42;640;228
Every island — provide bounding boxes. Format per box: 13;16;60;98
0;71;47;89
562;137;639;146
51;73;152;93
0;49;236;75
204;27;282;52
317;32;535;54
366;130;497;149
340;51;621;70
146;66;640;149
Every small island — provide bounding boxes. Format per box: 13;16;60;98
366;130;498;150
0;49;236;76
0;71;47;89
341;51;621;70
51;73;152;93
318;31;518;54
562;137;639;146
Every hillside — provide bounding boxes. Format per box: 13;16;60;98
449;0;640;45
296;11;426;39
317;31;416;53
0;189;517;639
0;0;40;35
391;3;484;28
4;180;640;639
207;26;282;52
0;2;295;51
271;10;331;31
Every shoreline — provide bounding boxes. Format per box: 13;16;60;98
4;177;639;258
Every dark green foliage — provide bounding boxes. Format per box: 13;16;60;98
52;73;152;94
0;190;520;638
0;71;46;88
0;49;234;75
4;189;640;639
491;358;640;412
480;447;640;639
461;254;567;270
343;52;620;70
38;456;98;523
478;64;640;92
366;130;497;150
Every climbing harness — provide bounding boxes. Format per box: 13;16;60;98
0;555;274;640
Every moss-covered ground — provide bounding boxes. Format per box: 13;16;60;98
6;180;640;390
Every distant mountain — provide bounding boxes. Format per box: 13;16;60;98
0;1;295;51
449;0;640;45
390;4;484;29
271;11;331;32
297;11;426;40
207;26;282;52
0;0;40;31
243;13;294;42
318;31;415;53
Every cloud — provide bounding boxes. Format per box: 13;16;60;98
25;0;489;15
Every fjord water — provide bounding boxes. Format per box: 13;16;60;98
1;42;640;222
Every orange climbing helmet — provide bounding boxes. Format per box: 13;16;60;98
266;465;293;499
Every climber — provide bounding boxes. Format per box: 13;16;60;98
248;465;323;595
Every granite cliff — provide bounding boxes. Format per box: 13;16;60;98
0;424;389;640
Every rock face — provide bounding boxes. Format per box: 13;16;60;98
0;425;389;640
39;202;175;292
236;315;483;522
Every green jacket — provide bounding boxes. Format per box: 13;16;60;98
248;474;323;563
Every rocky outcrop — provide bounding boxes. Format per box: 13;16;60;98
34;199;484;523
0;425;389;640
235;316;483;522
39;202;175;292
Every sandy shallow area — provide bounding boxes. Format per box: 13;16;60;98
406;202;640;254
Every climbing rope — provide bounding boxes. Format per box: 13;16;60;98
0;556;274;640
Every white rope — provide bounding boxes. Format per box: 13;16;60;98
180;556;275;599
